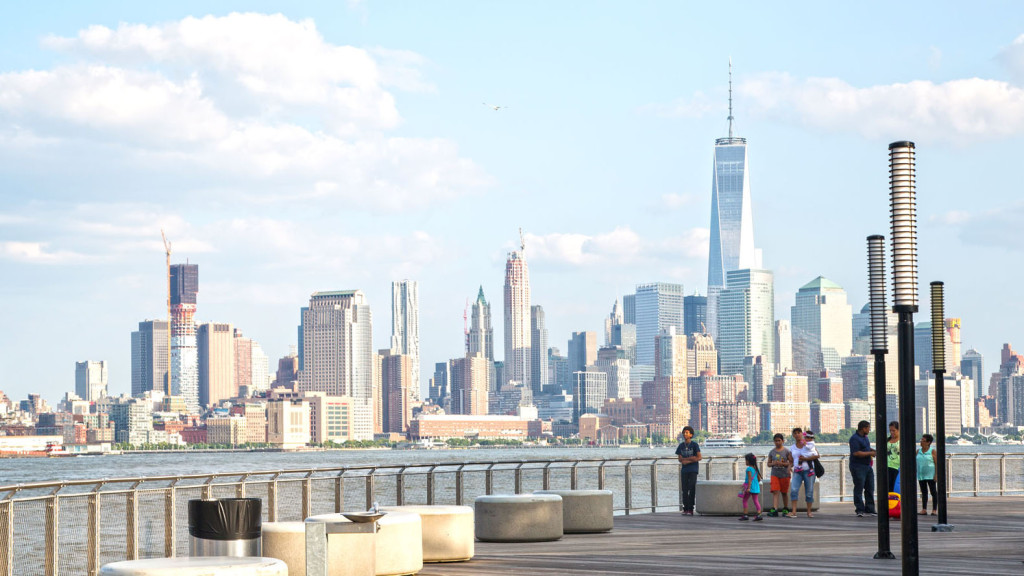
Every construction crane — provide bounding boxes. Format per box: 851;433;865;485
161;229;172;396
519;227;525;252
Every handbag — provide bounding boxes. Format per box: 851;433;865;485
813;458;825;478
738;481;749;498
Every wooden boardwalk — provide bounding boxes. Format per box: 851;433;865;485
421;497;1024;575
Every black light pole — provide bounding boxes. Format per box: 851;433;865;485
868;235;895;560
930;282;954;531
889;140;919;576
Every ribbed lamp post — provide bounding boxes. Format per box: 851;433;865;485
889;140;919;575
930;281;954;531
867;235;895;559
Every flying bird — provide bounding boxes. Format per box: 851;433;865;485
482;102;509;111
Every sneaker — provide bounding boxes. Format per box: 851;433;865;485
857;512;864;517
753;515;764;521
868;511;878;516
738;515;749;521
767;509;779;518
780;508;790;516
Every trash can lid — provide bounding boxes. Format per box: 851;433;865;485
188;498;262;541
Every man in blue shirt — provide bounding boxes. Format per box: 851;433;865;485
849;420;877;517
675;426;702;515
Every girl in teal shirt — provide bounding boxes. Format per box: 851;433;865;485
739;452;763;521
917;434;938;515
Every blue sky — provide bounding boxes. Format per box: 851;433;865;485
3;2;1024;403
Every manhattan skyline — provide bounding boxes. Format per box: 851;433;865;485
3;3;1024;402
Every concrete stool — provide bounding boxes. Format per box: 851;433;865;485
100;557;286;576
305;513;378;576
380;505;474;562
534;489;613;533
374;510;424;575
474;494;563;543
261;522;307;576
693;480;771;516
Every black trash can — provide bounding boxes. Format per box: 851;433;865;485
188;498;262;557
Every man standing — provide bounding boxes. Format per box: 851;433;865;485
849;420;878;517
675;426;702;515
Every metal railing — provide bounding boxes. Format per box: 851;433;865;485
1;452;1022;576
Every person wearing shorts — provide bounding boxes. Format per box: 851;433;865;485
766;433;793;517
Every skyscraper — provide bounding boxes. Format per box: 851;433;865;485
169;263;199;412
604;299;623;345
467;287;494;360
944;318;962;374
718;269;774;376
775;319;792;372
298;290;374;437
75;360;108;402
634;282;685;366
962;349;983;399
503;239;532;389
197;322;235;407
391;280;420;401
706;63;758;341
683;293;707;337
233;329;252;397
790;276;852;380
380;349;413;433
914;322;933;375
568;331;598;374
530;305;549;394
131;320;169;398
622;294;636;325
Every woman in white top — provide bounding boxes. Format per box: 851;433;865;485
788;428;820;518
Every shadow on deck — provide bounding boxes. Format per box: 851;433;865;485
421;497;1024;575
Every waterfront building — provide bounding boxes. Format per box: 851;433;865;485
623;294;636;325
492;381;533;415
815;371;844;404
845;399;873;430
683;293;707;337
239;402;267;443
810;402;845;434
197;323;235;407
759;402;811;435
531;305;549;394
629;365;655;398
75;360;108;403
536;392;574;422
408;413;543;441
775;320;792;373
169;263;200;412
504;244;532;389
596;346;631;399
771;371;808;403
206;416;245;446
573;368;608;422
233;329;253;397
962;349;984;399
791;276;852;381
305;392;366;443
634;282;685;366
568;331;598;375
706;70;758;341
391;280;420;401
718;269;774;376
687;333;718;377
380;350;413;434
267;398;311;449
109;397;153;445
655;327;688;380
688;373;748;404
131;320;169;398
642;375;689;439
298;290;373;435
691;401;759;437
449;354;490;415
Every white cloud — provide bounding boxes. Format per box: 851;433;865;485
0;241;90;263
661;193;696;210
998;34;1024;83
1;13;489;212
639;90;717;119
523;226;708;267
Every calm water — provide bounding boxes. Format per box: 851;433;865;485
3;443;1022;485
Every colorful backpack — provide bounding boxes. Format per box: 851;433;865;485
888;492;901;519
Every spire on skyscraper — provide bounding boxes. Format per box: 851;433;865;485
728;57;734;139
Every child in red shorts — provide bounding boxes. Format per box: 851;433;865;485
766;433;793;517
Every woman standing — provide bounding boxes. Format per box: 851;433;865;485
886;421;900;493
788;428;819;518
917;434;938;515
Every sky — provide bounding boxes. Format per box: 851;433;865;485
3;1;1024;404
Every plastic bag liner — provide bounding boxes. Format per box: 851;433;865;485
188;498;262;541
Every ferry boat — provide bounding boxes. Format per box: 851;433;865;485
703;435;745;449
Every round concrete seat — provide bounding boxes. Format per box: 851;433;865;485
380;505;474;562
305;513;379;576
373;510;424;575
261;522;307;576
99;557;286;576
474;494;563;543
694;480;771;516
534;489;613;533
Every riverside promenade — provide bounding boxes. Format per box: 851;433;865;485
424;498;1024;575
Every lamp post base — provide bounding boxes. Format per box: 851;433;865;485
873;551;896;560
931;524;955;532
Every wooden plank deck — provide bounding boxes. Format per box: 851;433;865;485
420;497;1024;575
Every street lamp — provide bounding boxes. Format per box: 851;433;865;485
889;140;919;575
867;234;894;559
930;281;954;531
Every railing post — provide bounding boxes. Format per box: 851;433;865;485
335;471;345;513
705;457;712;481
570;462;579;490
973;455;980;497
302;472;313;518
455;466;464;506
677;461;683;511
164;481;176;559
650;461;658;513
485;465;493;496
839;456;846;502
201;477;213;500
236;475;247;499
126;482;140;561
0;498;13;576
598;463;606;490
543;463;551;491
268;473;280;522
514;464;523;494
44;490;59;576
426;466;435;505
947;457;954;496
87;487;102;575
999;456;1006;496
365;472;375;511
732;458;739;481
624;462;632;515
396;468;405;506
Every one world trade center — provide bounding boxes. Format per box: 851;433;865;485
706;61;760;341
